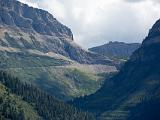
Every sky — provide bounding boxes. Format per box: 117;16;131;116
18;0;160;48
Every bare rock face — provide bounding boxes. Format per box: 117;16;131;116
0;0;73;39
0;0;113;64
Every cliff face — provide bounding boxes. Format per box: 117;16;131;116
0;0;73;39
71;19;160;120
0;0;112;64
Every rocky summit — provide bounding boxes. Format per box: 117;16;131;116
0;0;113;64
0;0;73;39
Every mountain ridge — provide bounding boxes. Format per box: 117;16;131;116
0;0;73;39
0;0;113;64
89;41;141;59
71;18;160;120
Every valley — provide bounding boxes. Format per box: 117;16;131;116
0;0;160;120
71;18;160;120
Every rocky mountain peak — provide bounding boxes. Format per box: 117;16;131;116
0;0;73;40
0;0;113;64
143;19;160;46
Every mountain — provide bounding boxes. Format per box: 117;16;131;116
0;0;112;64
0;71;95;120
71;19;160;120
89;41;141;60
0;0;117;101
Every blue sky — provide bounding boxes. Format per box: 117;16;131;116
19;0;160;48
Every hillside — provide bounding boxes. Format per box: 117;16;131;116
0;83;41;120
71;19;160;120
0;46;116;101
89;41;140;60
0;71;95;120
0;0;117;100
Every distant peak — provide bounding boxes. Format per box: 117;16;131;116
108;41;125;44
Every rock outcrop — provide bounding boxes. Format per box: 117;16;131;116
0;0;73;39
0;0;112;64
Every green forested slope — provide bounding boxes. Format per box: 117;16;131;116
0;71;95;120
0;51;105;101
0;83;41;120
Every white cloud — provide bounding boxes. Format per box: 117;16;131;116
125;0;160;4
18;0;38;7
18;0;160;48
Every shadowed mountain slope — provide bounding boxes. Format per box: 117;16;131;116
71;19;160;120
